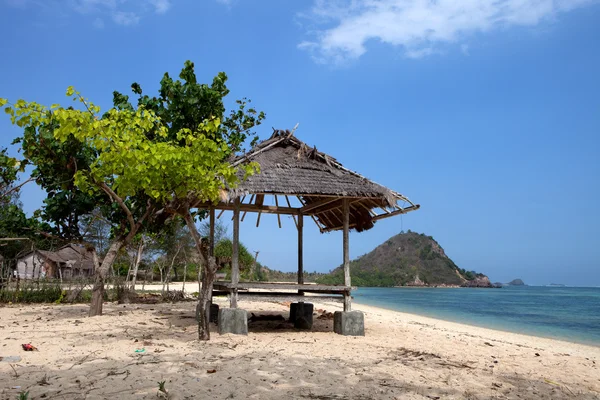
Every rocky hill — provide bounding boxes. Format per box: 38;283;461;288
316;231;491;287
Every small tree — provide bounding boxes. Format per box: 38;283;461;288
1;89;257;338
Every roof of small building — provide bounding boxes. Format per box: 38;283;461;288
20;244;95;270
226;130;419;232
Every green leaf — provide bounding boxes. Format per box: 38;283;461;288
0;98;7;107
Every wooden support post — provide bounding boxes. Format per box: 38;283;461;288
343;198;351;312
231;199;240;308
207;206;216;308
298;213;304;295
209;207;215;257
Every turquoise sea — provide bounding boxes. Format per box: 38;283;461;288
353;286;600;346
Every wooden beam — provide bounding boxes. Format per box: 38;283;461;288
359;202;377;217
321;204;420;232
285;195;298;228
274;196;282;228
256;194;264;228
296;196;326;230
299;197;339;213
197;202;299;215
231;199;240;308
317;211;336;230
312;198;363;216
241;194;255;222
256;211;262;227
217;209;226;219
255;194;265;206
343;198;351;312
321;222;358;233
371;205;420;222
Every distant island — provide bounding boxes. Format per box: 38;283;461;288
508;279;526;286
310;231;494;288
493;279;527;287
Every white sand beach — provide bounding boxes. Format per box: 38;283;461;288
1;298;599;399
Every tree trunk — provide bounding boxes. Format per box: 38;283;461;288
142;265;148;291
182;210;217;341
163;245;181;294
130;239;144;290
89;239;125;317
182;243;189;293
196;267;215;340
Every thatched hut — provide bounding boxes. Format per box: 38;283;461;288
199;130;419;335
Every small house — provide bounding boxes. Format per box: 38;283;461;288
15;244;96;280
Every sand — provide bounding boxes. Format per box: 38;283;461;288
1;297;599;400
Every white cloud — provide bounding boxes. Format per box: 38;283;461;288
70;0;116;14
112;10;140;26
149;0;171;14
300;0;598;63
405;47;437;59
5;0;171;27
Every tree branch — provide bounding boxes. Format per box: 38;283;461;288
1;176;35;200
98;182;136;232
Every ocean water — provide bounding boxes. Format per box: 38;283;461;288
353;286;600;346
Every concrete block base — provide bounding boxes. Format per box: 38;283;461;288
334;311;365;336
289;302;314;330
218;308;248;335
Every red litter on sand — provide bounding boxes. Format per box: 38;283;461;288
22;344;38;351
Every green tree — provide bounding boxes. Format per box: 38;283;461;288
109;61;265;339
0;147;57;270
2;87;258;339
214;238;255;277
2;61;265;338
112;60;265;154
0;147;27;203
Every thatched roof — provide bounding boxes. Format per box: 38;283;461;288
22;244;95;270
223;130;419;233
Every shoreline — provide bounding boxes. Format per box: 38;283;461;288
1;299;599;399
351;300;600;350
353;299;600;348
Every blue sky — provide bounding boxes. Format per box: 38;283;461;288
1;0;599;286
